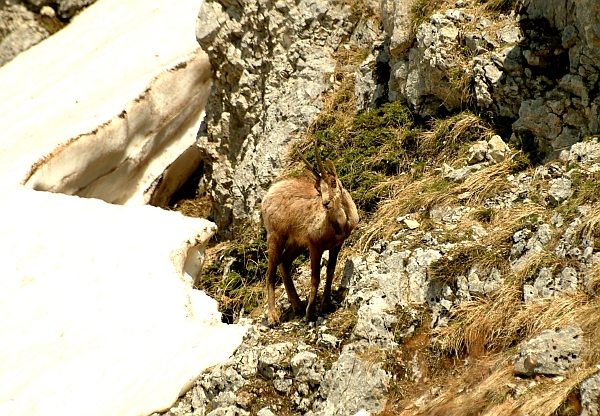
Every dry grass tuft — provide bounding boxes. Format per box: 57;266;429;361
514;367;595;416
398;356;513;416
169;195;212;218
358;174;454;249
584;262;600;298
458;156;516;204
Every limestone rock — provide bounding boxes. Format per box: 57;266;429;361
569;138;600;167
0;2;49;66
514;326;583;376
341;247;410;309
352;297;398;345
486;135;511;163
258;342;294;380
404;218;420;229
314;353;389;416
497;24;523;44
380;0;414;56
317;333;341;349
467;141;488;165
510;224;553;272
581;371;600;416
56;0;97;19
273;378;293;395
443;163;488;182
207;406;249;416
467;267;504;297
290;351;325;386
257;408;278;416
403;15;462;115
355;54;377;113
548;178;573;205
350;0;380;49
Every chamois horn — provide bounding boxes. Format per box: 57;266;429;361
314;138;327;177
296;150;320;179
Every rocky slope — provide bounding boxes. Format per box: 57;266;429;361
4;0;600;414
166;0;600;415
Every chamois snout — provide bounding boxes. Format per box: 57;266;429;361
262;139;359;326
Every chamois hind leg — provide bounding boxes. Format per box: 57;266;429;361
306;244;324;322
279;244;304;314
321;245;341;313
266;235;283;326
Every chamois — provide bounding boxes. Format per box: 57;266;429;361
261;139;359;325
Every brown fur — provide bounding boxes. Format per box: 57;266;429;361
262;164;359;325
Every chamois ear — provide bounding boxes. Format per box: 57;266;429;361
325;159;337;176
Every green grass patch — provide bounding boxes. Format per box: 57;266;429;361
411;0;446;32
197;223;309;322
304;100;415;215
472;207;498;223
483;0;522;13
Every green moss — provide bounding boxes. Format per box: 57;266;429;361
473;207;498;223
304;101;415;215
411;0;445;31
197;224;280;321
483;0;522;13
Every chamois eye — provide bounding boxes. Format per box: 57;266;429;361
331;179;337;188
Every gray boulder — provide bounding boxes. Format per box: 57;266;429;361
467;141;488;165
0;3;49;66
486;135;511;163
514;325;583;376
207;406;249;416
443;163;487;182
352;296;398;344
581;371;600;416
312;353;389;416
56;0;97;18
354;54;377;113
257;408;277;416
290;351;325;387
257;342;293;380
548;178;573;205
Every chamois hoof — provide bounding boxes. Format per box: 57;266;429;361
267;312;280;328
305;309;318;323
321;300;334;313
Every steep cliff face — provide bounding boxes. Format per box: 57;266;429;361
195;0;365;234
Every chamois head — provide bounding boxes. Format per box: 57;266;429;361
297;140;344;216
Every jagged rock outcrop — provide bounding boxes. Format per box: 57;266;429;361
0;0;98;67
195;0;357;233
379;0;600;158
0;1;49;65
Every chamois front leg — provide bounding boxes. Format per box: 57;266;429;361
321;245;341;312
306;245;323;322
